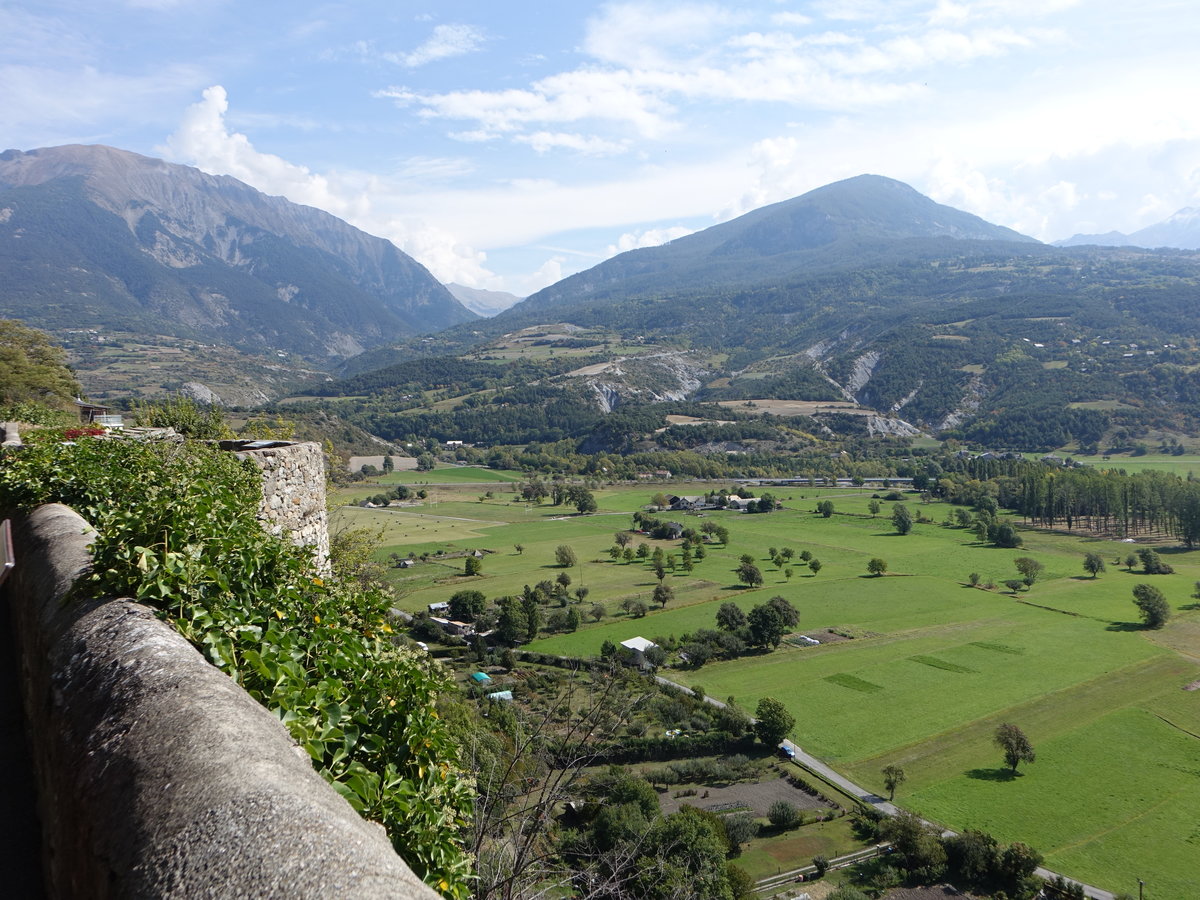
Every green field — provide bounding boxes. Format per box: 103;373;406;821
377;465;526;484
333;481;1200;897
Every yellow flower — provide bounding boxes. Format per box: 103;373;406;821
274;610;284;620
312;576;324;586
314;614;321;623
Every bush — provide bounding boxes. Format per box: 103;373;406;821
768;800;802;829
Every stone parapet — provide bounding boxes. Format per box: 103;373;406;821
2;503;437;899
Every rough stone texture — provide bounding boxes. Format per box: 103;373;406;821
6;504;438;899
229;441;331;573
1;421;20;446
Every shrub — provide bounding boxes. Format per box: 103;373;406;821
768;800;802;829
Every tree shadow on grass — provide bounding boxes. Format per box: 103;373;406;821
1106;621;1145;632
966;767;1019;782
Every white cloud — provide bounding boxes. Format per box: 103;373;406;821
0;62;204;144
606;225;695;255
518;257;567;295
582;2;743;69
391;23;485;68
516;131;631;155
382;2;1062;154
771;12;814;27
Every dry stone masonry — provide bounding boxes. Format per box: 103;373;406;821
221;440;331;572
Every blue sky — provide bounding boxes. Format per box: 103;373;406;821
4;1;1200;297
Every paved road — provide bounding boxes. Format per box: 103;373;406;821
655;676;1116;900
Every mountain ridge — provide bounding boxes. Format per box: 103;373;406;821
0;144;475;362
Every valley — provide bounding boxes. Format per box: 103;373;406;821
330;470;1200;898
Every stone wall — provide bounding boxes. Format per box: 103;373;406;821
2;504;438;899
223;440;331;572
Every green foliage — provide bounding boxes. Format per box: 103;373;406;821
1132;583;1171;628
867;557;888;576
767;800;802;829
132;394;232;439
0;439;473;896
555;544;578;568
881;763;906;800
995;722;1036;773
891;503;913;534
0;319;81;407
753;696;794;746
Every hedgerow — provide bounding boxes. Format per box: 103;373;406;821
0;437;474;897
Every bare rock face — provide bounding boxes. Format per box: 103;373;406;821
570;351;710;410
0;145;476;362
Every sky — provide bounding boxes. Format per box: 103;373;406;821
4;1;1200;298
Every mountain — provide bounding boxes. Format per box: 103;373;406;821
516;174;1038;315
0;145;475;362
330;175;1200;453
445;283;522;317
1056;207;1200;250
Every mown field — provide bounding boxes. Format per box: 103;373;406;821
331;475;1200;897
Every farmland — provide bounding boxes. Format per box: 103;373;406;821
331;473;1200;898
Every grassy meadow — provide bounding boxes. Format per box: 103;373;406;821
331;479;1200;897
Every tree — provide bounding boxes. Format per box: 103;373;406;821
1138;547;1174;574
723;812;759;850
0;319;82;409
571;488;598;514
643;645;667;668
747;604;785;649
555;544;577;568
994;723;1035;773
464;555;483;576
808;558;822;576
1003;579;1026;594
628;600;648;618
1083;551;1106;578
1013;557;1044;586
382;454;394;473
817;500;835;518
753;697;795;746
521;594;541;641
868;499;881;517
1125;552;1138;571
589;602;606;622
1132;583;1171;628
766;595;799;628
716;602;747;632
891;504;913;535
736;561;763;588
556;571;572;591
615;531;633;548
497;596;524;644
652;582;674;609
881;764;906;800
448;589;486;622
867;557;888;576
514;543;525;555
768;800;802;829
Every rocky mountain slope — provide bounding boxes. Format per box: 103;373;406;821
1056;207;1200;249
0;145;475;363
